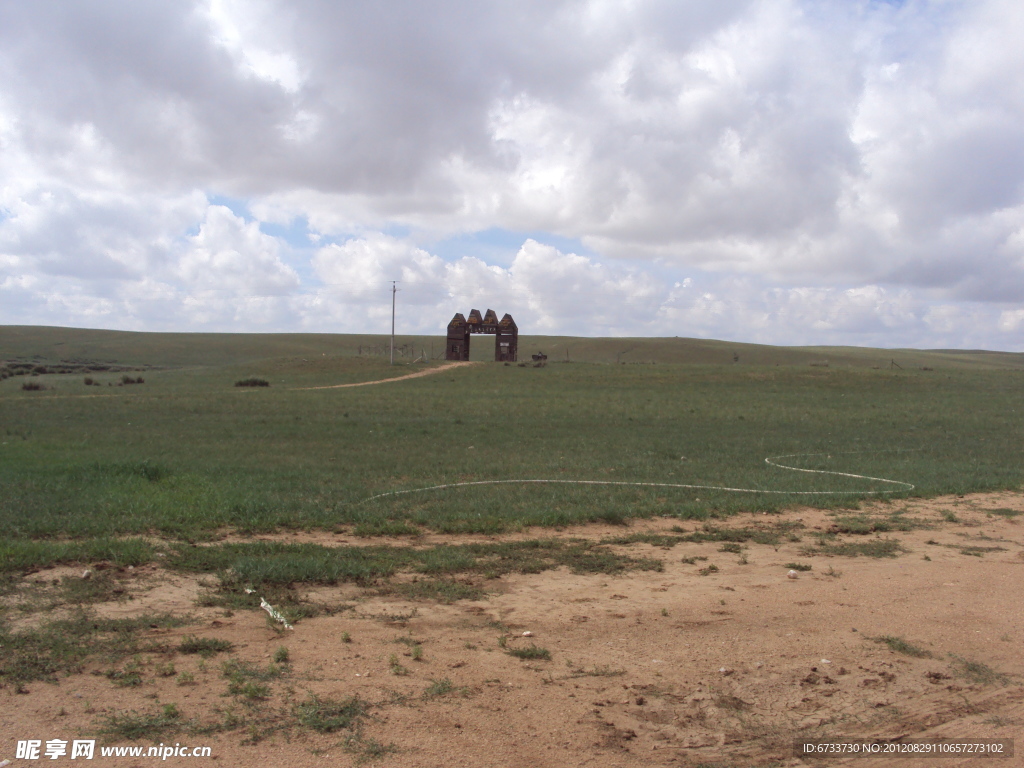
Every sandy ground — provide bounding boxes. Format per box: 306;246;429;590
2;492;1023;768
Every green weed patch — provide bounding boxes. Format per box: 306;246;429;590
0;610;188;683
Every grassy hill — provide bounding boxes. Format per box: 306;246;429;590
2;325;1022;370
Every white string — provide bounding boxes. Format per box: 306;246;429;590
359;451;914;505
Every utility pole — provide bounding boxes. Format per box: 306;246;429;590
390;281;398;365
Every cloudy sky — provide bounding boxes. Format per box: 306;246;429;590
1;0;1023;349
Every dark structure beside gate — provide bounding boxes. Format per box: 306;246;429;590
445;309;518;362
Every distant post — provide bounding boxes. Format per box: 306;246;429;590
390;281;397;365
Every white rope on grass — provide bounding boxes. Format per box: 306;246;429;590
359;451;915;505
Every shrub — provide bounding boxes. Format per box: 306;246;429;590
235;378;270;388
21;381;45;391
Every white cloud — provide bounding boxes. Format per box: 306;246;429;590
0;0;1022;347
177;204;299;295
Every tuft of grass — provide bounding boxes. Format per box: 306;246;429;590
392;579;485;603
508;644;551;661
423;677;464;698
872;635;932;658
784;562;812;571
569;665;626;678
389;654;409;676
273;646;290;664
177;636;233;657
949;655;1011;686
106;660;143;688
176;671;195;686
234;378;270;387
295;694;367;733
808;538;905;558
698;564;719;576
347;737;398;762
988;508;1022;519
97;704;181;741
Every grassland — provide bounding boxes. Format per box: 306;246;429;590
1;325;1023;555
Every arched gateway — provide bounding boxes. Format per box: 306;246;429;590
445;309;518;362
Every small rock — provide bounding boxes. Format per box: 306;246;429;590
821;659;831;664
719;667;734;676
81;570;92;580
522;631;533;637
787;570;799;579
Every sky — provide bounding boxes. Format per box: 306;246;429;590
1;0;1023;350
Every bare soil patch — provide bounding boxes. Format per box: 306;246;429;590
3;492;1023;767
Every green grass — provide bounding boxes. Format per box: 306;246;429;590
988;508;1022;519
294;696;366;737
0;610;189;683
2;327;1023;546
168;539;661;600
97;704;182;741
805;538;906;558
177;636;234;657
0;538;155;573
508;644;551;660
423;677;461;698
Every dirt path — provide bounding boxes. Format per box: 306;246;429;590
293;360;477;390
4;492;1023;767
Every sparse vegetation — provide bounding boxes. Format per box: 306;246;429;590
294;694;367;733
784;562;812;571
97;704;181;741
234;377;270;387
508;644;551;660
949;655;1011;685
0;610;187;684
177;636;234;657
389;654;409;676
806;538;905;558
872;635;932;658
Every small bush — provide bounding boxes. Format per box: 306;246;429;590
785;562;813;572
21;381;45;391
235;378;270;388
83;377;94;386
121;375;144;385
